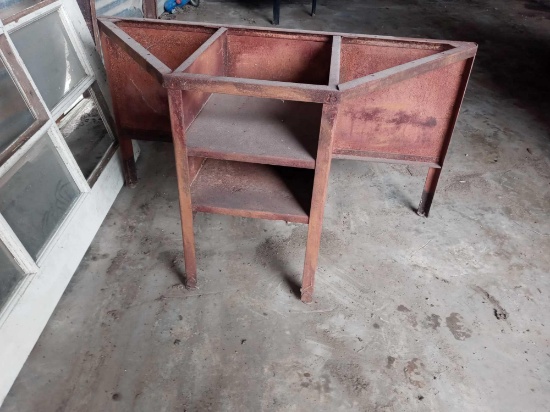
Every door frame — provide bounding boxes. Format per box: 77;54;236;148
0;0;125;404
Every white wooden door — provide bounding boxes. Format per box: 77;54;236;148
0;0;124;403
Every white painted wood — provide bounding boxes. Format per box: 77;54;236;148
89;85;116;140
60;0;113;111
4;2;110;121
4;4;97;121
0;216;38;275
35;194;87;264
0;0;127;406
0;120;52;178
49;76;95;121
0;272;36;328
0;42;43;121
58;5;94;75
48;124;90;192
0;149;124;405
3;1;61;31
87;141;117;185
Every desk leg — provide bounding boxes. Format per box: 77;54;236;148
417;167;441;218
169;89;198;288
417;57;475;218
273;0;280;25
120;135;138;187
301;104;337;303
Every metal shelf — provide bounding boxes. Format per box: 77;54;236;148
191;159;313;224
186;94;321;169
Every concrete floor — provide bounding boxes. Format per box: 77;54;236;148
3;0;550;411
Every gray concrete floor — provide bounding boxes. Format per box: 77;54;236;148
3;0;550;411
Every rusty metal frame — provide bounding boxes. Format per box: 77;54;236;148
99;17;477;301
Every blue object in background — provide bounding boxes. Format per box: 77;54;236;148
164;0;190;13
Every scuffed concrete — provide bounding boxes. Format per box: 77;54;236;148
3;0;550;411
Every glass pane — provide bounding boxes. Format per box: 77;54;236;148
0;240;24;310
0;134;80;259
0;0;42;20
10;11;87;110
0;57;34;153
59;96;113;178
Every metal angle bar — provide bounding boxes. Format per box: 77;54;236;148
0;120;53;179
98;19;171;84
164;73;339;103
103;16;464;50
337;44;478;99
340;36;454;51
329;35;341;86
435;55;476;168
332;150;442;168
174;27;227;73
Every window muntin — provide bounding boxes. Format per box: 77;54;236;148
0;0;43;20
0;56;34;153
0;132;80;259
10;10;87;110
0;239;25;309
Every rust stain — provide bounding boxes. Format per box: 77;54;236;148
389;111;437;128
344;107;437;128
445;313;472;340
404;358;425;388
344;107;384;122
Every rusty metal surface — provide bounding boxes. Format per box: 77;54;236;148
103;33;171;138
334;60;467;165
118;26;215;70
190;159;313;224
99;16;476;301
226;34;331;85
340;42;438;83
99;17;476;167
162;73;339;104
178;27;225;131
185;94;321;169
101;20;214;141
104;17;456;48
